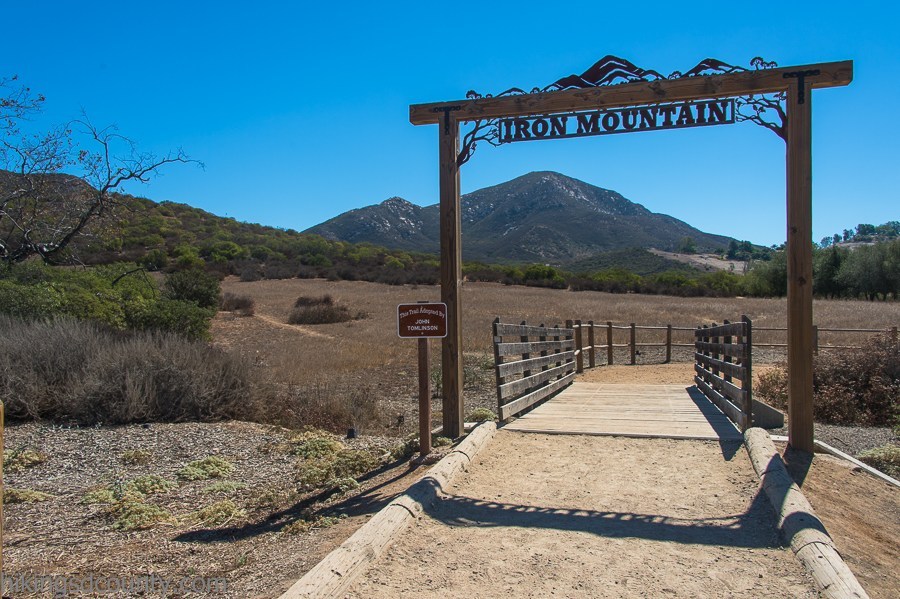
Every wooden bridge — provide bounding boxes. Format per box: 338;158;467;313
493;318;754;442
504;383;743;441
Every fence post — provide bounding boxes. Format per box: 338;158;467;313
813;325;819;355
723;320;733;384
574;319;583;373
554;325;563;375
665;324;672;363
892;326;898;342
607;321;614;365
493;317;505;424
743;315;753;429
520;320;531;380
587;321;596;368
630;323;636;365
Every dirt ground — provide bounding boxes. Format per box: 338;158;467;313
781;447;900;599
346;431;819;598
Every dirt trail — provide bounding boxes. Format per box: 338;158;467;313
345;430;818;598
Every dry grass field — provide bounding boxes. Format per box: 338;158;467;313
215;277;898;435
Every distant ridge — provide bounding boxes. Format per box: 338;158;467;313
307;171;734;264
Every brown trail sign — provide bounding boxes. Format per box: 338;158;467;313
397;302;447;454
410;55;852;450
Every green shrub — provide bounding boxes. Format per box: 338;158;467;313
290;430;344;459
111;499;171;531
4;488;55;504
857;444;900;477
4;448;49;473
163;268;221;309
191;499;245;526
121;449;153;465
467;408;497;422
202;481;247;495
126;297;214;341
126;475;177;496
288;295;365;325
178;456;234;481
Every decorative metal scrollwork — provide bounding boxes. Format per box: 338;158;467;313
458;55;786;164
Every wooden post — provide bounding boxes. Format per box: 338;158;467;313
587;321;596;368
520;320;531;379
786;77;815;453
813;325;819;355
892;326;898;343
665;324;672;363
574;319;583;373
607;321;614;365
723;320;733;384
743;315;753;428
629;323;636;365
439;115;464;438
492;318;505;423
418;338;432;456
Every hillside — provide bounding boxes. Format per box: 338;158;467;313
307;172;735;264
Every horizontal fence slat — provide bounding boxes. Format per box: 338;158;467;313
694;353;747;381
499;362;575;400
694;341;747;360
497;350;575;378
499;372;576;420
694;376;747;429
497;340;575;356
495;323;571;338
694;364;748;405
694;322;747;337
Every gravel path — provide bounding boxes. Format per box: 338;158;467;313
345;431;818;598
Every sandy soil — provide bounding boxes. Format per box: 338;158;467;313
346;431;818;598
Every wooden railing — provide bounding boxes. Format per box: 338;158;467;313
564;321;897;367
492;319;576;421
694;317;753;431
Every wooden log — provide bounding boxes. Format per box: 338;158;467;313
280;422;498;599
743;428;869;599
409;61;853;125
786;78;815;453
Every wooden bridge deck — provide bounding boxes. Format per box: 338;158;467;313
503;382;743;441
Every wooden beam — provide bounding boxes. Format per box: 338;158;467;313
410;61;852;125
439;116;464;438
786;79;815;453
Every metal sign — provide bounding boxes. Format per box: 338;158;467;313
397;303;448;338
498;99;735;144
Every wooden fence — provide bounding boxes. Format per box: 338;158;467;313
563;321;897;368
492;319;576;421
694;317;753;431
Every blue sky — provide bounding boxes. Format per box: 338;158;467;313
3;1;898;246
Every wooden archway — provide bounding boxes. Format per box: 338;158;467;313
409;58;852;451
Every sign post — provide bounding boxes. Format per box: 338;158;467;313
397;302;448;457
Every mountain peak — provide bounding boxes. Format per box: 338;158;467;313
306;172;732;262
